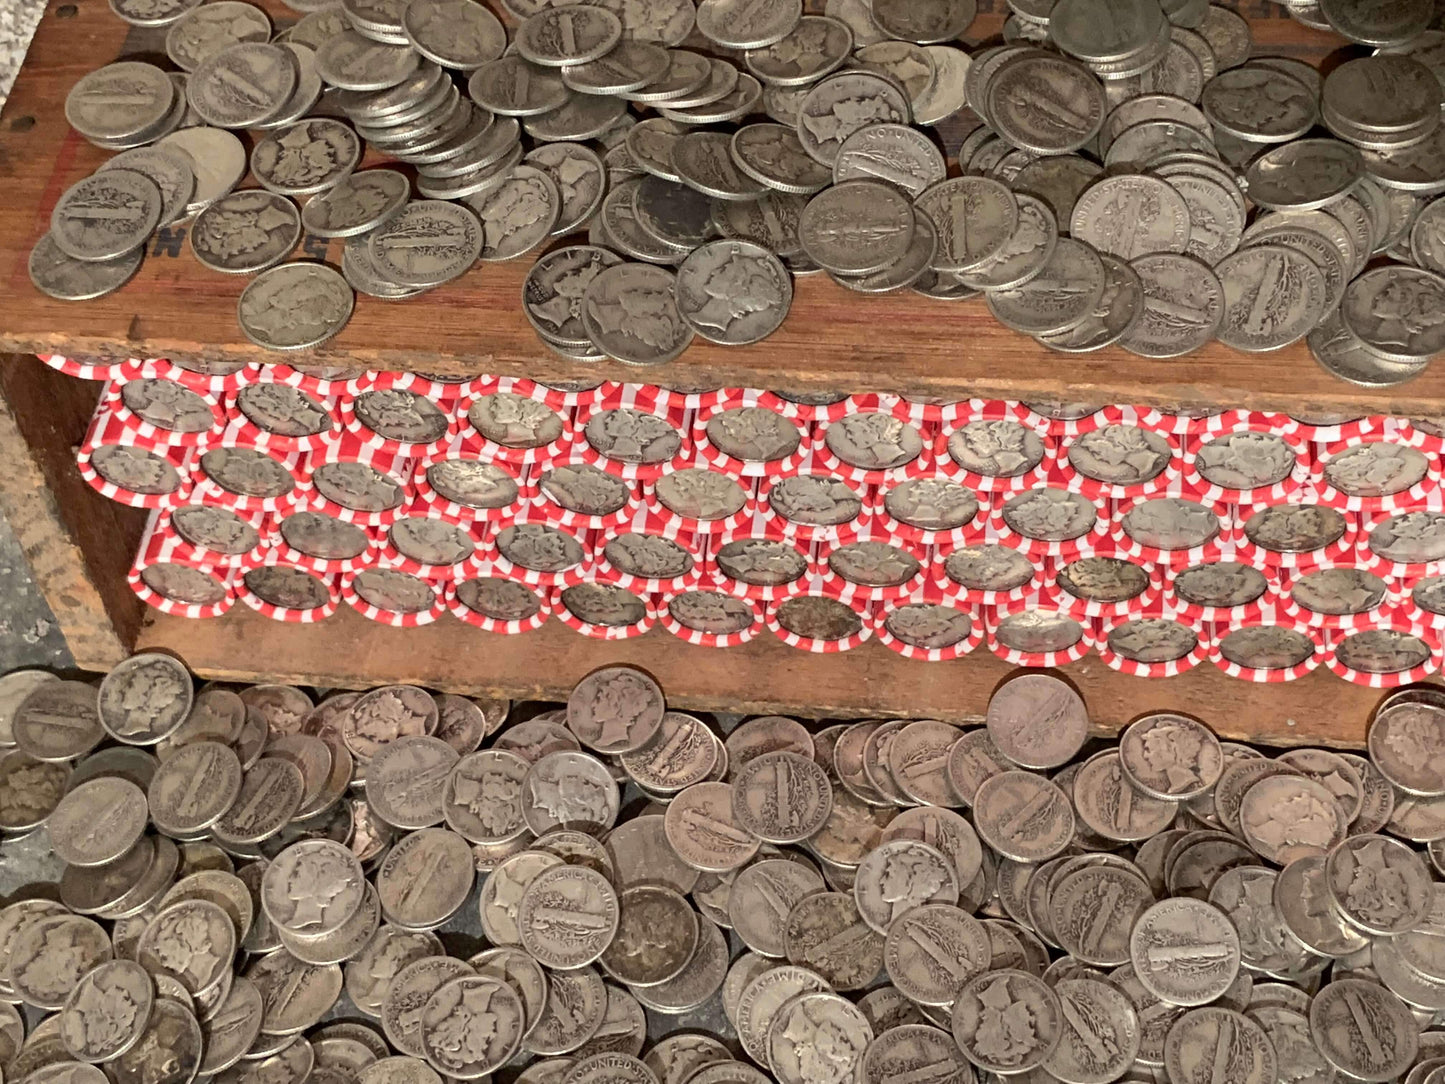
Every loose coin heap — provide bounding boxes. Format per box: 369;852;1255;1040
33;0;1445;381
4;656;1445;1084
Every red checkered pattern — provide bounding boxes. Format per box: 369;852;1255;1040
657;579;766;647
1389;418;1445;456
1155;409;1229;436
352;369;478;402
250;363;365;399
103;378;226;448
126;357;259;394
765;577;873;653
226;382;343;454
549;582;658;639
806;423;935;486
445;571;552;632
1277;552;1402;630
1208;600;1323;682
341;567;446;626
573;396;694;481
128;511;236;618
692;407;814;479
1181;417;1311;504
1278;414;1384;446
695;387;810;422
707;513;818;600
1095;601;1212;677
984;479;1113;560
188;428;306;513
871;581;986;662
338;389;460;458
1312;435;1442;512
412;440;531;524
38;353;139;382
294;433;417;525
265;508;382;575
815;526;931;604
1047;555;1164;620
1110;489;1237;568
987;589;1096;667
377;509;490;581
1325;608;1443;687
77;405;195;509
155;504;271;570
236;551;341;622
593;508;708;592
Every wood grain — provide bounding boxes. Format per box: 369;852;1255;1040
0;355;148;669
0;2;1413;414
135;602;1412;747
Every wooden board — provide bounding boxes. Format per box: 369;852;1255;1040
1;1;1425;415
0;355;148;669
135;602;1414;747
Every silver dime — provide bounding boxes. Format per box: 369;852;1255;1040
986;237;1106;336
1129;898;1241;1006
883;903;990;1005
251;120;362;197
745;15;852;87
99;146;196;227
582;263;694;364
28;233;143;301
1310;979;1417;1082
916;176;1018;273
165;2;270;70
989;54;1105;154
1213;244;1327;352
516;864;620;968
732;751;832;844
300;170;410;239
1165;1008;1276;1084
1072;174;1191;259
1119;252;1223;358
187;43;297;128
731;123;833;195
50;170;161;263
403;0;505;69
238;263;353;350
973;771;1075;862
191;190;301;275
368;201;483;288
951;969;1063;1073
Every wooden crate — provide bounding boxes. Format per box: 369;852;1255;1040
0;0;1431;745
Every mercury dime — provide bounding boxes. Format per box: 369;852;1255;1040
367;201;482;288
1129;898;1241;1006
187;42;296;128
582;263;694;364
731;124;832;195
1204;64;1317;141
1118;714;1223;801
987;237;1106;335
96;654;193;746
238;263;353;350
28;233;143;302
1310;979;1417;1082
986;673;1088;769
67;62;176;141
14;679;105;762
317;31;421;91
418;976;523;1078
165;2;270;69
516;864;619;968
1165;1008;1276;1084
799;180;915;273
402;0;505;69
301;170;410;239
366;736;458;830
1206;867;1315;975
732;751;833;844
883;903;990;1006
989;54;1105;155
147;740;242;836
675;240;791;345
951;969;1063;1073
50;170;161;263
1119;253;1223;357
1072;175;1191;259
1213;244;1328;352
58;958;154;1063
251;120;362;198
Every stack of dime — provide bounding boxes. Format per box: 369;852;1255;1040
41;0;1445;377
8;657;1445;1084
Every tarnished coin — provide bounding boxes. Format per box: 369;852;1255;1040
365;736;458;830
1119;714;1223;801
368;201;482;288
375;828;473;931
419;975;523;1078
951;969;1063;1073
96;654;193;746
663;782;760;872
48;777;148;867
765;991;871;1084
1129;898;1241;1007
50;170;161;263
1309;979;1417;1082
1239;775;1345;864
261;839;366;938
1119;252;1224;358
675;240;792;345
515;864;619;968
973;771;1076;862
883;903;990;1006
136;898;236;997
599;885;697;987
59;958;154;1063
1164;1008;1276;1084
986;673;1088;769
238;262;353;350
731;751;832;844
251;119;362;198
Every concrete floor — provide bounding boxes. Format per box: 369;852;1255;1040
0;0;77;672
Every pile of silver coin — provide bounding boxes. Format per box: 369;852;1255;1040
33;0;1445;377
5;658;1445;1084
